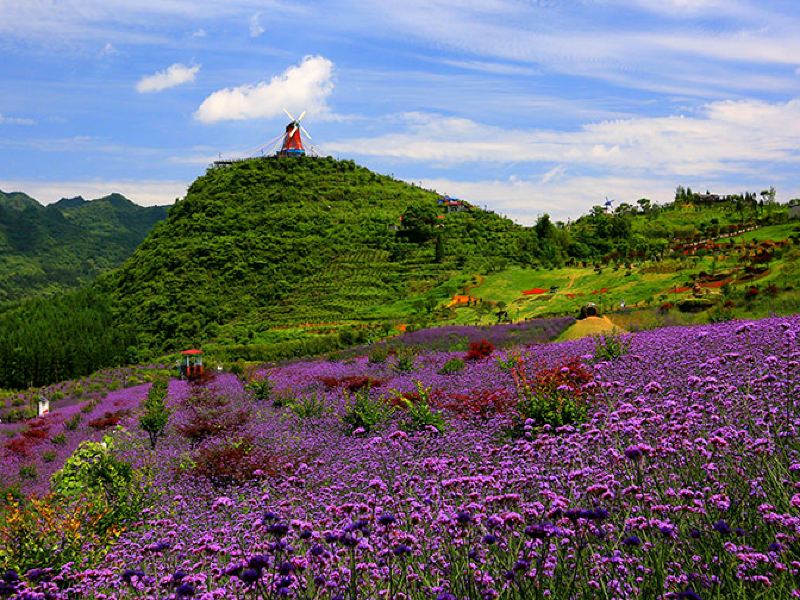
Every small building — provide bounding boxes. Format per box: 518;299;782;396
789;205;800;220
179;349;205;381
438;195;470;213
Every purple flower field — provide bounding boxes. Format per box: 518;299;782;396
2;316;800;599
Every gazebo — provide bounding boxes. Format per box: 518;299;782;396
179;349;204;381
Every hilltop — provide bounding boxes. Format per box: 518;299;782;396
0;190;168;305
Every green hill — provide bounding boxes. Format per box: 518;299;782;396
0;190;168;305
102;157;528;351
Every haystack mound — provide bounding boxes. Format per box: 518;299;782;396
558;316;624;341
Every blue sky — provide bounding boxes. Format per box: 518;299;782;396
1;0;799;223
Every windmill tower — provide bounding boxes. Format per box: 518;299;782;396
278;109;313;157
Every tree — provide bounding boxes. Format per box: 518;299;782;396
399;204;438;243
435;232;445;263
139;379;170;449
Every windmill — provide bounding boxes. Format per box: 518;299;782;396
277;109;314;157
604;196;614;212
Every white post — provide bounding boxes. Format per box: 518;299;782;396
37;396;49;417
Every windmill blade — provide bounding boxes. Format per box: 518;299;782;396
300;125;312;140
296;111;306;122
289;125;298;137
283;108;295;121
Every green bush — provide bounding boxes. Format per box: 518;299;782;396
438;357;465;375
368;344;389;364
399;382;446;433
246;375;272;402
42;450;56;463
18;465;37;480
394;347;417;372
51;433;66;446
139;379;170;449
64;413;81;430
592;330;631;362
342;387;395;434
51;435;145;532
289;393;328;422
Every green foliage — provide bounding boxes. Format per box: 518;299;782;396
342;387;395;434
288;393;328;422
592;330;631;362
0;287;134;389
18;465;37;480
139;378;170;449
394;347;418;372
496;353;522;372
399;382;446;433
245;374;273;402
50;433;66;446
50;435;144;531
368;344;389;364
64;413;81;430
438;357;465;375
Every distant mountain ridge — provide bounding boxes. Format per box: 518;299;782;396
0;189;169;305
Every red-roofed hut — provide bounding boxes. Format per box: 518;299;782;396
180;349;204;381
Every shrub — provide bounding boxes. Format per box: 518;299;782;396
342;387;395;434
394;348;418;372
398;382;446;433
510;359;595;434
319;375;385;392
438;357;465;375
174;387;248;446
271;389;295;408
139;379;170;449
368;344;389;364
441;389;516;420
246;374;272;402
465;339;494;361
592;330;631;362
50;433;66;446
64;413;81;430
289;393;328;422
51;435;146;533
88;410;127;429
18;465;37;480
189;438;278;487
744;286;759;301
42;450;56;463
658;301;674;314
495;353;522;372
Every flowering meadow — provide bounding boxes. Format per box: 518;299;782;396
2;316;800;599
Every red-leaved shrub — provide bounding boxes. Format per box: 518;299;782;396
441;389;515;419
465;339;495;361
87;410;128;429
319;375;385;391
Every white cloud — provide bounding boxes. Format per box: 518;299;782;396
249;12;265;38
325;98;800;177
194;55;334;123
191;28;207;38
136;63;200;93
0;113;35;125
0;179;189;207
99;42;117;56
541;165;566;184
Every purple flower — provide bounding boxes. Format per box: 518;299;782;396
622;535;641;547
176;582;195;597
713;520;731;535
239;568;261;584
